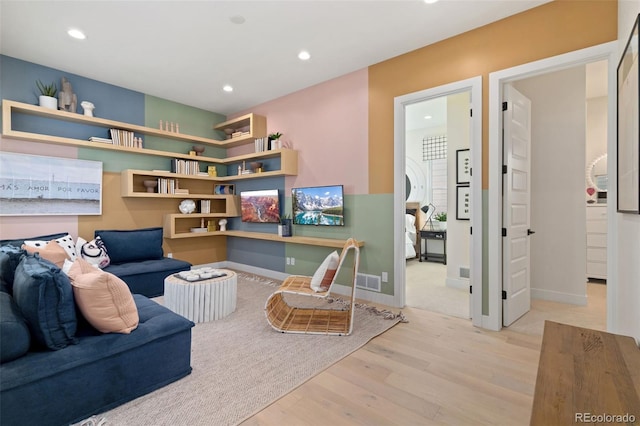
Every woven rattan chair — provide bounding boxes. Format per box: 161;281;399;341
264;238;360;335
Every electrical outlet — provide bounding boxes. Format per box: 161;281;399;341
381;272;388;282
291;257;295;266
167;253;173;259
286;257;291;265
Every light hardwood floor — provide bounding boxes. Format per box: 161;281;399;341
242;283;606;426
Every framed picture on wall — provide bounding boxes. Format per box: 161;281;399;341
456;149;471;185
617;13;640;214
0;152;102;216
456;185;470;220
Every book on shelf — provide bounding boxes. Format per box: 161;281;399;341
89;136;113;144
156;177;177;194
171;158;200;175
110;128;136;147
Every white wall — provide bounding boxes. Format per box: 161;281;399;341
446;91;471;289
514;66;587;305
614;0;640;342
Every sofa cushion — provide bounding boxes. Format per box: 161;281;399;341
76;236;110;269
0;292;31;363
12;254;77;350
23;234;78;261
0;232;69;248
103;257;192;297
22;240;69;268
68;258;139;334
95;227;164;264
0;246;26;294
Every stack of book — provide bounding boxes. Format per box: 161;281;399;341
110;129;136;147
171;158;200;175
157;178;176;194
89;136;113;144
254;137;268;152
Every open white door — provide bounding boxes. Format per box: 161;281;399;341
502;84;533;326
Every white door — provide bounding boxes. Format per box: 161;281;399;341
502;85;532;326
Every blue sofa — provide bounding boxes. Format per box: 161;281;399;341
95;227;192;297
0;243;195;426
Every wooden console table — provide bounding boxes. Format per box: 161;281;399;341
530;321;640;425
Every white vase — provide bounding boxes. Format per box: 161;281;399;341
39;95;58;110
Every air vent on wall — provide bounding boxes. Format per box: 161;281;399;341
356;273;381;292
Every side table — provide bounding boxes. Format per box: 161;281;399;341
164;269;237;323
419;230;447;264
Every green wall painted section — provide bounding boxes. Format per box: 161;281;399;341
283;193;394;295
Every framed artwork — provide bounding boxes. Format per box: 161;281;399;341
0;152;102;216
617;13;640;214
456;185;470;220
456;149;471;185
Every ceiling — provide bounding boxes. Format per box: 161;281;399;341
1;0;553;115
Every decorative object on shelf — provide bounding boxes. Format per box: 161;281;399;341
214;184;234;195
250;161;263;173
80;101;95;117
58;77;77;113
268;132;283;150
219;219;228;231
586;187;597;204
192;145;205;156
159;120;180;133
224;128;235;139
207;220;216;232
190;227;207;233
178;199;196;214
143;180;158;193
36;80;58;109
207;166;217;177
278;215;292;237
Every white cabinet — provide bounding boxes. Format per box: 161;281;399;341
586;205;607;280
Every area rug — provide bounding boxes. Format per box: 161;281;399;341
96;272;405;426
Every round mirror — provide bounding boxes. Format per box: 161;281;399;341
586;153;607;192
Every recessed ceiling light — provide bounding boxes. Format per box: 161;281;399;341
424;115;432;119
424;0;439;4
298;51;311;61
67;28;86;40
230;15;245;25
223;85;233;93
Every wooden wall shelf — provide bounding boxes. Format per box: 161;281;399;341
222;231;365;248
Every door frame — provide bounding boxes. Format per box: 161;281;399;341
487;41;618;331
393;76;483;327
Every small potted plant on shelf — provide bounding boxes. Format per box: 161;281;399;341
434;212;447;231
279;214;292;237
36;80;58;110
268;132;283;150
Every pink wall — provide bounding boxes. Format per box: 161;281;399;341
0;137;79;240
229;69;369;195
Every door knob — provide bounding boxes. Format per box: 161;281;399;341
527;229;535;235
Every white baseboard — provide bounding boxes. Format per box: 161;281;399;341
531;288;587;306
446;277;469;291
195;261;400;308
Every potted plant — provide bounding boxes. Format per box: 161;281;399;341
268;132;283;150
434;212;447;230
279;214;292;237
36;80;58;110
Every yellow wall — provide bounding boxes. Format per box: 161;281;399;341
78;172;226;265
368;0;617;193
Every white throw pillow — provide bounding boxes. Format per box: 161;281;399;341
24;234;78;261
76;236;110;269
310;251;339;292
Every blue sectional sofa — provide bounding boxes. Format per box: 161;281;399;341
95;227;192;297
0;230;196;426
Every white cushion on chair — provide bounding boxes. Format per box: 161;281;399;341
310;250;339;292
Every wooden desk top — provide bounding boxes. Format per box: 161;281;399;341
530;321;640;425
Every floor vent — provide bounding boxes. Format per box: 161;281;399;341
356;273;381;292
459;267;470;279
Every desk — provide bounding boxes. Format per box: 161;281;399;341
419;230;447;264
530;321;640;425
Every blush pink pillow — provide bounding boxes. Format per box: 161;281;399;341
67;258;139;334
